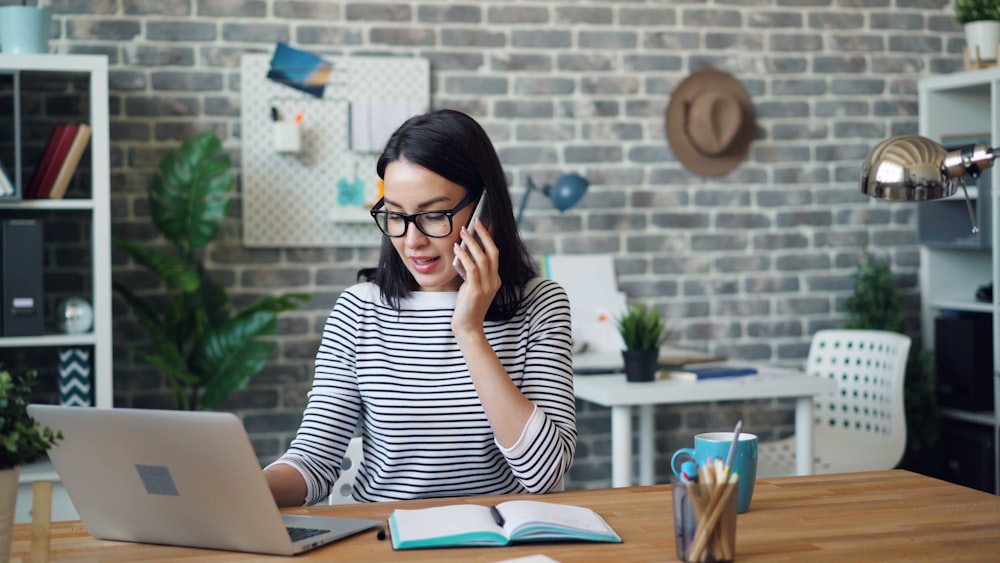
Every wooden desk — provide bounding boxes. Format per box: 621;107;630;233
9;470;1000;561
574;367;837;486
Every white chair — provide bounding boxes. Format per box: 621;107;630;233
329;436;363;505
757;329;911;477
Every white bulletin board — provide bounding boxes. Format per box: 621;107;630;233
240;53;429;247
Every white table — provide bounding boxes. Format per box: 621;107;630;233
573;367;838;487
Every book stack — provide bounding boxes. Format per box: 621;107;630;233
659;365;758;381
22;122;92;200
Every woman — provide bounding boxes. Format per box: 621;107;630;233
265;109;576;506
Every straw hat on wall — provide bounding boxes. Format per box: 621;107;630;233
665;68;756;177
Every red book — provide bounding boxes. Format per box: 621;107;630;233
26;124;79;199
24;124;63;199
47;124;92;200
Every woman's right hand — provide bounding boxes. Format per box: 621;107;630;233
451;219;501;338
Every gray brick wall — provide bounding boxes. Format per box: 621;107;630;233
15;0;965;489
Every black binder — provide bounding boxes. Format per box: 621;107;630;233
1;218;44;336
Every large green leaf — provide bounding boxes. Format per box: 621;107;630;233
196;273;232;329
240;293;311;316
113;239;200;292
113;282;199;385
150;132;234;248
194;310;280;409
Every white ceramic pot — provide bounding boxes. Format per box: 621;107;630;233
0;466;20;562
965;20;1000;63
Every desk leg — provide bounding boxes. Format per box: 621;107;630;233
794;396;814;475
639;405;654;486
611;406;633;488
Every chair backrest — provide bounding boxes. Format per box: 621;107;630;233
806;329;911;473
328;436;363;505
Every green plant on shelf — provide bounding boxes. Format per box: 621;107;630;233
956;0;1000;24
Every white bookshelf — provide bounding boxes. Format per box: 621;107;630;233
918;67;1000;494
0;53;112;522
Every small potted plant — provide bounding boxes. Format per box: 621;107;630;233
956;0;1000;64
615;304;668;382
0;368;62;559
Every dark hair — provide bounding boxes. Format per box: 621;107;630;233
359;109;537;321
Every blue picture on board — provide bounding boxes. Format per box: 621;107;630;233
266;42;331;98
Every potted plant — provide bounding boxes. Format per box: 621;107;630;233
615;304;667;382
844;252;938;477
113;132;309;410
956;0;1000;63
0;368;62;559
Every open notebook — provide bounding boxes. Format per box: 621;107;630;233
28;405;380;556
388;499;622;549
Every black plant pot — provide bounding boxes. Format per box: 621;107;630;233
622;349;659;382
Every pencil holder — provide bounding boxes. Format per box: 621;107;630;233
672;477;737;562
273;121;301;153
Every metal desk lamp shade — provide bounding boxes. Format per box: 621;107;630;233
860;134;998;232
516;173;589;223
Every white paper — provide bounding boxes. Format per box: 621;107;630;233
493;555;562;563
349;100;372;152
543;254;626;354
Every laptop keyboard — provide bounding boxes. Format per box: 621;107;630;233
287;526;328;542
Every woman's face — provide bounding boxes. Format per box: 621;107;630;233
382;159;473;292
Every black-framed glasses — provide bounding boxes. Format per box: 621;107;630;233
370;193;477;238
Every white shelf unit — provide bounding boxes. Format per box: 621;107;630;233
0;54;112;522
919;68;1000;495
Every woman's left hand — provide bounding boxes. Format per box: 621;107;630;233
452;219;501;336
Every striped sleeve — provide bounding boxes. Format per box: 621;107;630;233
496;278;576;493
268;290;367;505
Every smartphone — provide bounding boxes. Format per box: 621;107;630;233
452;196;490;281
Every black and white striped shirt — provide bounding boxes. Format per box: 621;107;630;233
270;277;576;505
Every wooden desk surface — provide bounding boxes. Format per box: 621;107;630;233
10;470;1000;562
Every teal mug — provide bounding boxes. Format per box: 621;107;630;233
0;7;52;54
670;431;758;513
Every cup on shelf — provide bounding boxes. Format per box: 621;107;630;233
0;7;52;54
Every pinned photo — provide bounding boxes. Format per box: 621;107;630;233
266;42;332;98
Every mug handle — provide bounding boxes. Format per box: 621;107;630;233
671;448;697;477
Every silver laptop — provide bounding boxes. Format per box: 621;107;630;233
28;405;379;556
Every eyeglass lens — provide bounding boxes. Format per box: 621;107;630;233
374;211;454;237
371;192;476;238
